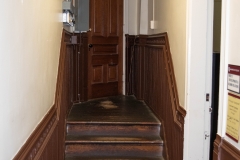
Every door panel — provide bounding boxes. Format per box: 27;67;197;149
88;0;123;99
92;55;118;65
92;65;104;83
108;65;118;82
109;0;119;36
91;0;106;36
93;45;117;55
92;83;118;98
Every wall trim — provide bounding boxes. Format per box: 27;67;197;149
214;134;240;160
13;106;58;160
125;32;186;160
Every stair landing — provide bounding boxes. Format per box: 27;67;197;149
67;95;160;124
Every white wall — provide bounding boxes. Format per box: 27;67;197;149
127;0;141;35
126;0;187;107
153;0;187;108
218;0;240;150
0;0;62;159
184;0;214;158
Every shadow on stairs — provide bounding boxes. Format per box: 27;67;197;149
65;95;164;160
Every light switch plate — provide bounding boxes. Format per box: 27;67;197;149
150;20;157;29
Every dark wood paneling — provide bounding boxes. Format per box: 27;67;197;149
55;30;75;160
125;35;135;95
71;32;89;103
214;134;240;160
79;33;88;102
126;33;186;160
14;29;75;160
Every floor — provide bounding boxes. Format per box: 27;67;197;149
67;95;160;124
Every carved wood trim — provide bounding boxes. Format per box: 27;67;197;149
13;106;58;160
214;134;240;160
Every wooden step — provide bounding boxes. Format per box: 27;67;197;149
65;143;163;157
65;155;165;160
65;135;163;144
67;123;160;137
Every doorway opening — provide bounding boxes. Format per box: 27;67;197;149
209;0;222;159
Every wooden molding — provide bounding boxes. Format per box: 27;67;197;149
13;106;57;160
55;29;74;160
213;134;221;160
125;32;186;160
163;33;186;130
214;134;240;160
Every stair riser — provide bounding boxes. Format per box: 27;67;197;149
65;156;164;160
65;144;163;157
67;124;160;137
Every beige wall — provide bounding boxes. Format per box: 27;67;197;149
218;0;240;150
128;0;141;35
126;0;187;107
153;0;187;107
0;0;62;159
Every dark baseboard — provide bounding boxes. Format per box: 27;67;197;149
214;134;240;160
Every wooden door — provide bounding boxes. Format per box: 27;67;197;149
88;0;123;99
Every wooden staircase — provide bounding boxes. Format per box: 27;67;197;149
65;95;164;160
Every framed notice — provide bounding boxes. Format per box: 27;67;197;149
226;93;240;142
228;65;240;93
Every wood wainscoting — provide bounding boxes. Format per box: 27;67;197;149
126;33;186;160
13;106;58;160
14;29;75;160
213;134;240;160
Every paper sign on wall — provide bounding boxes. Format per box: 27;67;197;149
228;65;240;93
226;93;240;142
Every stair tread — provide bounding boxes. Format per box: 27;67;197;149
67;95;160;125
65;135;163;144
65;155;164;160
67;121;160;125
